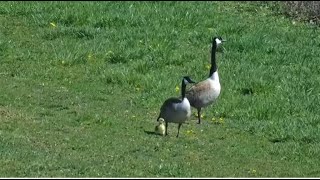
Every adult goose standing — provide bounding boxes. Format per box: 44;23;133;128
157;76;196;137
185;36;226;124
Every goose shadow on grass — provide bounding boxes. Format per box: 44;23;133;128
144;130;158;136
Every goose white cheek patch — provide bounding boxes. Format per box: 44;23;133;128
215;38;222;46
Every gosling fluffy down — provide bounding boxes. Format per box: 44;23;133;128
155;118;166;136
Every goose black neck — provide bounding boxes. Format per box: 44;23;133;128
181;80;187;99
209;42;217;77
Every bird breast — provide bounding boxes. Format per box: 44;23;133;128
187;78;221;108
155;124;165;135
206;82;220;106
172;98;192;120
176;98;191;114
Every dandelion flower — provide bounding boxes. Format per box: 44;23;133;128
252;169;256;173
212;117;218;124
186;130;194;135
106;51;114;56
175;86;180;92
87;52;95;63
194;112;205;118
50;22;56;27
219;117;224;124
206;64;211;70
248;169;257;174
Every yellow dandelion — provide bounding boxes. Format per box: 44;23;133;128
186;130;194;135
87;52;96;63
248;169;257;174
106;50;114;56
135;87;140;91
219;117;224;124
194;112;205;118
212;117;217;123
50;22;56;27
175;85;180;92
252;169;256;173
206;64;211;70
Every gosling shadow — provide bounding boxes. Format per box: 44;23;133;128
144;130;158;136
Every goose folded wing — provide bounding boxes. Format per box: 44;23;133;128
186;81;211;103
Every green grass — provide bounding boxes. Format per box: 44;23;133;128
1;1;320;177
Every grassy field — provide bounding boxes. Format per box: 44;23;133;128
1;1;320;177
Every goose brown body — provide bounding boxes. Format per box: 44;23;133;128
186;73;221;109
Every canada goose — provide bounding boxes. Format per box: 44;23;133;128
186;36;226;124
157;76;196;137
155;118;166;136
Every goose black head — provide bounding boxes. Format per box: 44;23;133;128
212;36;226;52
183;76;196;85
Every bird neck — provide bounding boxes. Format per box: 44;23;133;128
181;80;187;99
209;43;217;78
209;71;220;81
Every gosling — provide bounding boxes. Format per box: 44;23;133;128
155;118;166;136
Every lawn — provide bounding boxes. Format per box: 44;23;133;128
0;1;320;177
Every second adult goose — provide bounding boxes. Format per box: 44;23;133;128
157;76;196;137
185;36;226;124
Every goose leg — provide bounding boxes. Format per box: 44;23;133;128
165;122;168;136
176;123;182;137
197;108;202;124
